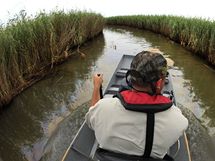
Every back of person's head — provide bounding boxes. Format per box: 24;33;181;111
126;49;167;89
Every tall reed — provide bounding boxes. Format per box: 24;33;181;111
106;15;215;65
0;10;105;108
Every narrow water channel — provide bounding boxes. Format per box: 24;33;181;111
0;26;215;161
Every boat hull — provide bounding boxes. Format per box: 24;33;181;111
61;55;191;161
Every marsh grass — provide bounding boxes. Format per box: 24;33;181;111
0;10;105;107
106;15;215;65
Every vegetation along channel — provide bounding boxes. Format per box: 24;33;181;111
0;12;215;161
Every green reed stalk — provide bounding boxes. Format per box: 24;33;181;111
0;10;105;108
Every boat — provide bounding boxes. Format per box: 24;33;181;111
61;55;192;161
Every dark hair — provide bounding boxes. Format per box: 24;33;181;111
130;51;167;83
128;50;167;89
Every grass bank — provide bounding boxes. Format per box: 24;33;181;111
106;15;215;66
0;10;105;108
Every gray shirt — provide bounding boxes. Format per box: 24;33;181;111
85;97;188;159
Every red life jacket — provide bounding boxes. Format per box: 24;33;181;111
105;89;174;160
115;89;173;113
113;89;173;159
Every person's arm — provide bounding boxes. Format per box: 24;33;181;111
91;74;103;106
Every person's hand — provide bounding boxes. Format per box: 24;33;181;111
93;74;103;89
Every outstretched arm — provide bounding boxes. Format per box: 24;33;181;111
91;74;103;106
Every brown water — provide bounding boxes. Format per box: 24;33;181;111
0;26;215;161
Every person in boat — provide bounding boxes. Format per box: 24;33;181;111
85;50;188;161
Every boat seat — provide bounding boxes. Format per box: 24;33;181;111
116;68;129;77
94;148;174;161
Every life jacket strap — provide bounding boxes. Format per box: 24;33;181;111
143;113;155;158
